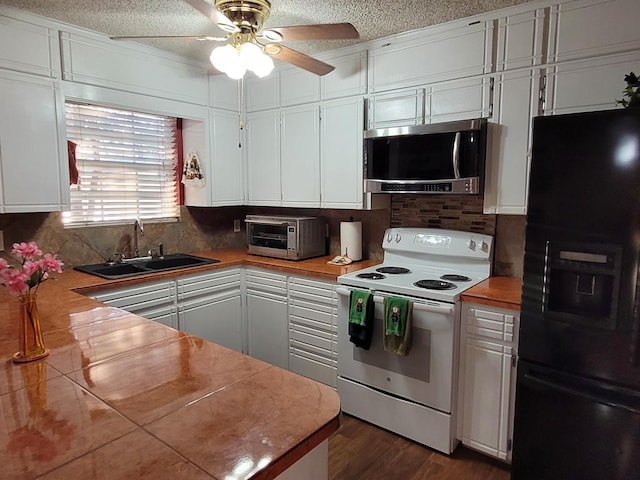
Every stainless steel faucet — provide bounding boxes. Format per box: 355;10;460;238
133;218;144;257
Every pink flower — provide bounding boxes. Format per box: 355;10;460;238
1;269;29;295
12;242;42;261
0;242;63;297
40;254;64;274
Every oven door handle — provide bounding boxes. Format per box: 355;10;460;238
337;287;454;315
244;219;289;226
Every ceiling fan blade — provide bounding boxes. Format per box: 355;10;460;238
183;0;238;32
265;45;334;76
264;23;359;41
110;35;227;41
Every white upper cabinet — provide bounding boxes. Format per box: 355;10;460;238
246;109;281;205
544;50;640;115
280;67;321;107
548;0;640;63
59;31;208;106
281;104;320;207
321;51;367;100
246;72;280;112
367;88;425;129
211;109;245;205
484;69;542;215
426;76;493;123
368;20;493;93
0;11;59;78
209;75;240;111
321;97;364;209
495;9;547;71
0;70;68;213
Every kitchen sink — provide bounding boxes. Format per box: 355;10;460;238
74;254;220;279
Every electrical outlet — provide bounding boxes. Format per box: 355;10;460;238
233;219;241;233
0;230;4;251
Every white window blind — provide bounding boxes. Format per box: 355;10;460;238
64;103;179;226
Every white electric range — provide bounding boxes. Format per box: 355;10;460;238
336;227;493;454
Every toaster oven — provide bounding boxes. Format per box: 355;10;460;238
245;215;327;261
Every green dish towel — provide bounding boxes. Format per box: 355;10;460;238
383;296;413;356
348;289;374;350
349;290;371;326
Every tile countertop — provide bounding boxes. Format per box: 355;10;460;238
0;248;374;479
461;276;523;311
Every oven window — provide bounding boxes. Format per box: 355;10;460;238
249;224;288;249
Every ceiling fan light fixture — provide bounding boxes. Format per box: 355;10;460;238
210;41;273;79
261;29;283;42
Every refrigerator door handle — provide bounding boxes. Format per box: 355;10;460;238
522;368;640;415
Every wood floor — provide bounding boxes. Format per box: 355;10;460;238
329;414;511;480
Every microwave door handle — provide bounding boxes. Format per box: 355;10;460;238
244;219;289;226
452;131;461;179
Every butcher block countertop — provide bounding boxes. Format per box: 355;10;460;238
461;276;523;311
0;248;373;479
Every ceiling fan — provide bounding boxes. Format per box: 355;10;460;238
110;0;359;79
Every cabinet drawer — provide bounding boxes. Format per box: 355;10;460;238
177;268;241;297
466;305;518;343
290;324;335;353
288;277;336;304
246;269;287;295
93;281;175;311
289;350;336;387
289;301;335;327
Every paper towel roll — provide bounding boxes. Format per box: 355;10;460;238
340;221;362;261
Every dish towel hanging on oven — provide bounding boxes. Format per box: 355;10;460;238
383;296;413;356
348;289;374;350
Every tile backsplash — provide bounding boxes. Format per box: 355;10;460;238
0;197;525;277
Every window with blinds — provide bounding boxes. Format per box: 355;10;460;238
64;103;179;227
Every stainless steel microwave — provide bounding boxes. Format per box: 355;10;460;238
245;215;326;261
363;118;487;194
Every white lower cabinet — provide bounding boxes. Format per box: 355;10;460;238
288;276;337;388
458;302;519;463
90;279;178;329
245;268;289;369
177;268;243;352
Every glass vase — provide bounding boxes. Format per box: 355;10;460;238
13;293;49;363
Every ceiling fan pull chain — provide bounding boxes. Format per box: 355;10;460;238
237;77;245;148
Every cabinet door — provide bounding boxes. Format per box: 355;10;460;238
495;9;546;71
246;289;288;369
281;104;320;207
246;109;281;205
548;0;640;64
280;67;320;106
245;73;279;112
425;77;492;124
0;70;67;213
484;69;542;215
179;291;243;352
367;88;424;129
321;51;367;100
320;97;363;208
461;338;515;462
544;50;640;116
211;109;244;205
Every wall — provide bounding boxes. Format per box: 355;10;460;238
0;207;246;268
0;201;525;276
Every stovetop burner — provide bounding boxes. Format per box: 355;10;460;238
440;274;472;282
356;272;386;280
376;266;411;274
414;279;457;290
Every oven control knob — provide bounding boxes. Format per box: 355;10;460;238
395;233;401;243
387;233;393;243
467;239;476;250
481;241;489;252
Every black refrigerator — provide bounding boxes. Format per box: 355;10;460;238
512;108;640;480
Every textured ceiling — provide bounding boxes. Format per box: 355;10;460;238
0;0;535;64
